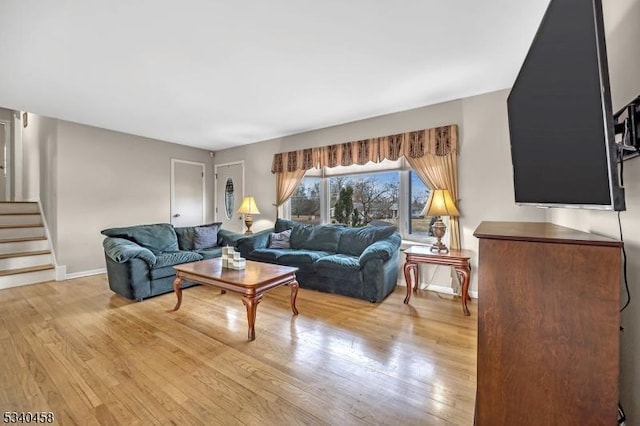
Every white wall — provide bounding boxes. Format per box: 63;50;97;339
21;116;215;275
459;90;546;292
214;91;545;294
21;113;59;248
550;0;640;421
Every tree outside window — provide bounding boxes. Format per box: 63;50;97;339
290;176;321;224
409;171;433;237
330;171;399;227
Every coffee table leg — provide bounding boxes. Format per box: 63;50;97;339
242;294;263;341
172;277;183;311
290;279;299;315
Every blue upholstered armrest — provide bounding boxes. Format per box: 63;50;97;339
103;237;157;267
217;228;247;247
358;233;401;266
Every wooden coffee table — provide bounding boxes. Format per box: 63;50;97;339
172;258;299;341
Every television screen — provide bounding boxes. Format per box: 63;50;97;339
507;0;625;210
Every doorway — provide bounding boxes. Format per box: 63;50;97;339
170;159;205;227
214;161;244;233
0;119;9;201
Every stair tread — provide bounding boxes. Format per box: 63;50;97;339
0;250;51;259
0;212;40;216
0;236;46;244
0;223;43;229
0;264;54;276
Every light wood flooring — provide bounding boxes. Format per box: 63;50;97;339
0;275;477;425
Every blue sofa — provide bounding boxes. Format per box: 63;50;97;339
101;222;244;301
236;219;401;302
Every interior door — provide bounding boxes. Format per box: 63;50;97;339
171;159;205;227
215;161;244;233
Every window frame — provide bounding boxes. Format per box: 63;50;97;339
285;159;440;244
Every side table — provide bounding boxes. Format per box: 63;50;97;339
403;246;472;316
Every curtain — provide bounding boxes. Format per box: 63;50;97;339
272;149;313;217
274;168;306;217
402;126;460;249
272;125;458;172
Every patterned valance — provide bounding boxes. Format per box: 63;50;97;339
271;124;458;173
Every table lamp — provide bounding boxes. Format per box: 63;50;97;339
237;196;260;234
422;189;459;253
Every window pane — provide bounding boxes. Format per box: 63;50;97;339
329;171;399;227
409;171;433;237
290;176;321;224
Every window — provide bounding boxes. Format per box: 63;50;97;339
287;160;437;242
330;171;399;226
290;176;321;225
409;171;433;238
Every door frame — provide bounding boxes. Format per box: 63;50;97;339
214;160;245;222
170;158;206;225
0;119;10;201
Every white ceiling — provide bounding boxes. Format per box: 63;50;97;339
0;0;550;151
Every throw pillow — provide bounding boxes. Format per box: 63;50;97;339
175;222;221;250
269;229;292;249
193;225;219;250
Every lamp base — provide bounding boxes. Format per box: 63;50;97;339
244;215;254;234
430;216;449;253
430;240;450;253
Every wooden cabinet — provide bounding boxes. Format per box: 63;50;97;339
473;222;621;425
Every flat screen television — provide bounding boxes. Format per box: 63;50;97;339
507;0;625;211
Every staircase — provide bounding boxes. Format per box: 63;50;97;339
0;202;56;290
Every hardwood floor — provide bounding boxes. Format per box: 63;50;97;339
0;275;477;425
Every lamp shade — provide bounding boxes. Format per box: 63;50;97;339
422;189;459;217
237;196;260;215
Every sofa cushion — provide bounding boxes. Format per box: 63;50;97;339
275;218;297;233
102;223;179;254
315;254;361;271
269;229;292;248
174;222;221;250
290;224;314;249
278;250;332;266
154;251;203;268
291;225;344;253
300;225;342;252
193;225;219;249
150;265;178;280
315;254;363;284
196;247;223;259
337;225;396;256
249;248;288;263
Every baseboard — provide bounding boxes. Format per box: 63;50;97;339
397;280;477;299
424;284;457;295
55;265;66;281
65;268;107;280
